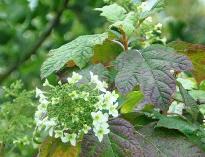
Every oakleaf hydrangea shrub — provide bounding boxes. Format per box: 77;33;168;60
34;72;119;146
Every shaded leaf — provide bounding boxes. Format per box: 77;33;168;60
115;45;192;110
92;40;123;66
120;91;144;114
41;33;108;78
189;90;205;103
137;123;205;157
169;41;205;83
178;82;199;121
156;114;205;151
80;118;143;157
178;82;197;107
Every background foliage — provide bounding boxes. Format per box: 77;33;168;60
0;0;205;157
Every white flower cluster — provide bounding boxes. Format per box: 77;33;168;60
34;72;119;146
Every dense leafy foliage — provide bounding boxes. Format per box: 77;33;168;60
0;81;37;157
1;0;205;156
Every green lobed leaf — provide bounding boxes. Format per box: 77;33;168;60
95;3;127;23
41;33;108;78
115;44;192;110
80;118;143;157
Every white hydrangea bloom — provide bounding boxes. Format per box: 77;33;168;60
155;23;163;29
90;72;108;92
34;110;47;128
51;97;59;105
44;118;57;131
35;87;44;98
67;72;82;84
43;79;53;88
145;17;153;23
34;72;120;145
54;130;64;138
61;133;77;146
39;97;49;105
93;122;110;142
82;124;91;134
104;91;119;104
91;111;109;126
107;102;119;117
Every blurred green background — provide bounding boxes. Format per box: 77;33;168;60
0;0;205;88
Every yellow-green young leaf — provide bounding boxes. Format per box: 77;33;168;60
95;3;127;22
41;33;108;78
169;41;205;83
38;138;80;157
121;91;144;114
111;12;136;36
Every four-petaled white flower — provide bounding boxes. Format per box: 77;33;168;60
67;72;82;84
44;118;56;131
54;130;64;138
93;122;110;142
90;72;108;92
61;133;77;146
82;124;91;134
108;102;119;118
104;91;119;104
35;87;44;98
51;97;59;105
43;79;52;87
91;111;108;126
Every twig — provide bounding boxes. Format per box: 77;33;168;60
0;0;69;84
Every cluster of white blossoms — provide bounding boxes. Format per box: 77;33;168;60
34;72;119;146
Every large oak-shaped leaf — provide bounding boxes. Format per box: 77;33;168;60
169;41;205;83
80;118;143;157
41;33;108;78
115;45;192;110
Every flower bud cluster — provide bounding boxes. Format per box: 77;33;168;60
34;72;119;146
